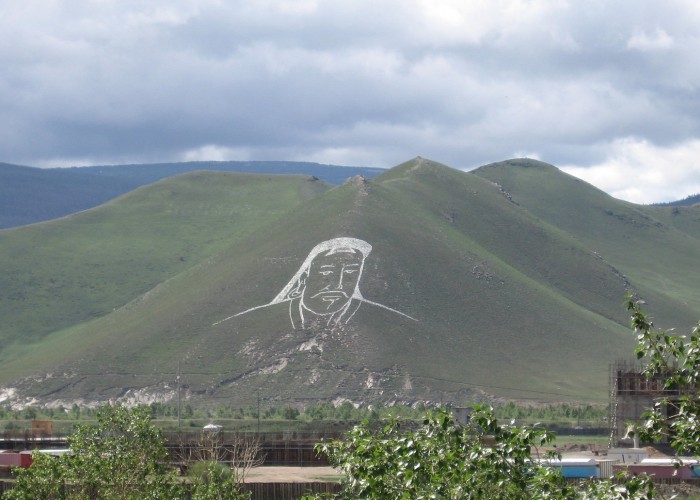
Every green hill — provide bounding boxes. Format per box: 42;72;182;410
472;158;700;329
0;171;329;346
1;158;698;408
0;161;382;229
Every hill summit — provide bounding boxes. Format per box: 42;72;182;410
1;158;698;408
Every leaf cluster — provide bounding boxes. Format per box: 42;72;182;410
189;461;248;500
309;404;659;499
6;404;249;500
315;407;574;499
628;296;700;455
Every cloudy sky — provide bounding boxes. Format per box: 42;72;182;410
2;1;700;203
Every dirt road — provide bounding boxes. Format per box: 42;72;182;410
244;466;341;483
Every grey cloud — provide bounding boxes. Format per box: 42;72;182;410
2;1;700;200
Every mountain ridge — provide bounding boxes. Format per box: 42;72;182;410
1;157;697;408
0;160;382;230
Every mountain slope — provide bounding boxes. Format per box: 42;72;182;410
472;158;700;330
0;171;329;347
3;158;684;407
80;161;384;185
0;161;382;229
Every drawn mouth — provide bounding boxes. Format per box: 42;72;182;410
310;290;348;300
308;291;349;311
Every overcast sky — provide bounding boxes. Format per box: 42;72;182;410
2;1;699;203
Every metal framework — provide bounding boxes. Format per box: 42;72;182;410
608;359;688;446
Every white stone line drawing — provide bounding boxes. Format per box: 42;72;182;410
214;237;417;329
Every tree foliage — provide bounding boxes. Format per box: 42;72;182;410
175;426;263;488
8;405;181;499
628;296;700;455
310;404;657;499
189;461;247;500
6;404;249;499
314;407;570;499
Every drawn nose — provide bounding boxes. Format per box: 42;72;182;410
334;271;345;290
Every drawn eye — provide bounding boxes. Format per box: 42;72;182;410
344;269;357;274
319;271;334;276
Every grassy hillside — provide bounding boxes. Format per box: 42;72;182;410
0;161;382;229
0;159;669;409
0;171;329;347
1;158;697;409
81;161;384;185
472;159;700;330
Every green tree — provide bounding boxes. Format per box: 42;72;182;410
311;405;657;499
6;404;250;499
22;406;38;420
305;401;334;420
8;404;183;499
334;401;354;420
315;407;573;499
8;451;67;499
281;406;300;420
184;404;194;418
627;297;700;455
189;461;249;500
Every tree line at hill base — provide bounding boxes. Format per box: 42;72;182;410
0;400;608;435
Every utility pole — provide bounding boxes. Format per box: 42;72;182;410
257;389;261;434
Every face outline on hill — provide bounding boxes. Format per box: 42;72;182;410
214;237;417;330
302;248;364;316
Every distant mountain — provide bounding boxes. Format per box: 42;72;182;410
1;158;698;409
79;160;384;185
0;161;383;229
652;193;700;207
0;162;141;229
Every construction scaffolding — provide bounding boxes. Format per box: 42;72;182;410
608;359;687;447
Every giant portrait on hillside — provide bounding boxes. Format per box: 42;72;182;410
215;237;416;330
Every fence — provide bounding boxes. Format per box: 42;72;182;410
165;430;342;467
0;480;341;499
242;482;341;499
